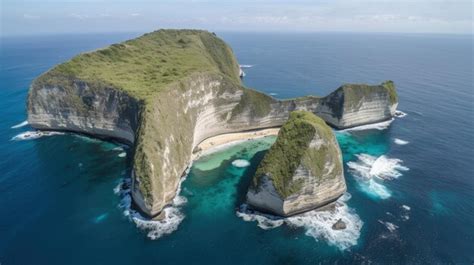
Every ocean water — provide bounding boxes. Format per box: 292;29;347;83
1;32;473;264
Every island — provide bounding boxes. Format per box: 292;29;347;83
27;29;398;218
247;111;346;216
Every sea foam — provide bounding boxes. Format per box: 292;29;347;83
394;138;409;145
342;119;394;132
11;130;64;141
237;193;363;250
358;179;392;199
116;165;192;240
347;154;408;199
231;159;250;168
394;110;407;118
348;154;408;180
378;220;398;232
11;120;28;129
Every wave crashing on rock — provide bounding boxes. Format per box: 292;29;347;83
11;130;64;141
236;193;363;250
342;119;394;132
116;177;187;240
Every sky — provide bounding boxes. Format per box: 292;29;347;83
1;0;472;36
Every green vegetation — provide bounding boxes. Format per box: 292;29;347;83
339;81;398;109
382;80;398;104
252;111;334;198
35;29;240;102
231;88;275;118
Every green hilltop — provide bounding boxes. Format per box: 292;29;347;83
35;29;241;102
252;111;339;198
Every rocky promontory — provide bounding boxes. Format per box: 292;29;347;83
27;29;398;218
246;111;346;216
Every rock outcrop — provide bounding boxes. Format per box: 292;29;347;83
332;219;347;230
27;29;398;218
246;111;346;216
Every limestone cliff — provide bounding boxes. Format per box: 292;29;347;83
27;29;398;218
246;111;346;216
315;81;398;128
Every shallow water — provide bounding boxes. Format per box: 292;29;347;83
1;32;473;264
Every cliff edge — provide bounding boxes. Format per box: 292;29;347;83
27;29;398;218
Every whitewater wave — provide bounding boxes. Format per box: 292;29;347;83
348;154;409;180
269;92;278;96
378;220;398;232
239;64;254;68
394;138;409;145
118;152;127;158
359;179;392;199
11;130;64;141
394;110;407;118
347;154;408;199
116;165;192;240
232;159;250;168
400;205;411;221
342;119;394;132
237;193;363;250
11;120;28;129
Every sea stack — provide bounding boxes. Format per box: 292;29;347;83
246;111;346;216
316;81;398;128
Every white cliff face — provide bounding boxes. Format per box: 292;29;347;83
316;82;398;129
246;117;346;217
28;81;140;144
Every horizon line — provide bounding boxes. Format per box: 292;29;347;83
1;29;473;38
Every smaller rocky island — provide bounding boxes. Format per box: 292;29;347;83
246;111;346;217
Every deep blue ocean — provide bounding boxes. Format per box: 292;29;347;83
1;32;473;264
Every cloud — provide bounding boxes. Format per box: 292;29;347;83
70;13;89;20
130;13;141;17
23;14;40;20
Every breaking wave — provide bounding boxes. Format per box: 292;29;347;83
11;130;64;141
378;220;398;232
348;154;409;180
11;120;28;129
231;159;250;168
342;119;394;132
239;64;254;68
394;110;407;118
347;154;408;199
116;166;192;240
394;138;409;145
236;193;363;250
358;179;392;199
401;205;411;221
118;152;127;158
